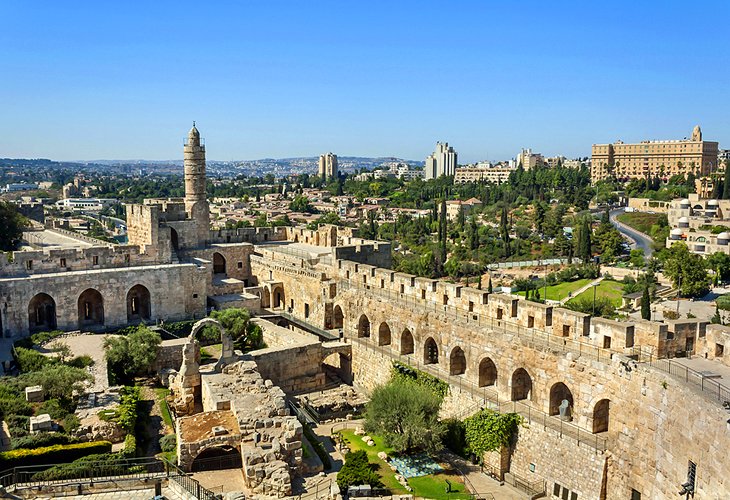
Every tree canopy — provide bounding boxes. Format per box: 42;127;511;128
0;201;27;251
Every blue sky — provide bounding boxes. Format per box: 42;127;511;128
1;1;729;163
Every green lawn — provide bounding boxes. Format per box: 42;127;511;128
338;429;471;499
154;388;174;430
568;279;624;307
517;278;593;302
616;212;663;235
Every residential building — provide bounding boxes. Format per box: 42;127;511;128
318;153;338;181
454;166;514;184
2;183;38;193
444;198;483;220
425;142;457;179
591;125;719;182
516;148;544;169
666;194;730;256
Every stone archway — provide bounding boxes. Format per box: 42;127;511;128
170;228;179;252
400;328;414;355
78;288;104;329
213;252;226;275
423;337;438;365
190;318;235;370
357;314;370;338
28;293;57;333
549;382;574;417
449;346;466;376
333;305;344;329
592;398;610;433
478;357;497;387
190;445;242;472
511;368;532;401
322;351;353;384
378;322;391;346
126;284;151;322
272;286;285;309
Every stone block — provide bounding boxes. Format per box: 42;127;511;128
25;385;43;402
30;414;53;433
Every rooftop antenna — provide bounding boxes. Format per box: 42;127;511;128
193;120;196;127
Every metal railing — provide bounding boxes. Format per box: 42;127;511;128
351;337;609;452
0;457;221;500
338;278;624;365
641;353;730;403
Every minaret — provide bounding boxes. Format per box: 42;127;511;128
183;122;210;246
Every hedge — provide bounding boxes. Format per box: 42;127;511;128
0;441;112;469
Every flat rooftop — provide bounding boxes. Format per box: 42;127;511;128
257;241;332;259
23;229;93;249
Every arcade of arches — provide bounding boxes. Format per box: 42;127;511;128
127;284;151;322
78;288;104;329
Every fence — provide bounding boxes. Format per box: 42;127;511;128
0;457;220;500
351;337;608;452
641;354;730;403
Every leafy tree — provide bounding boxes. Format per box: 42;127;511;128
464;409;522;462
336;450;383;490
711;305;723;325
641;285;651;320
288;195;316;214
20;365;92;403
208;308;263;350
706;252;730;283
364;380;445;454
0;201;28;251
663;243;710;298
629;249;645;268
104;326;162;384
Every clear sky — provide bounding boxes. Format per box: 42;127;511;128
2;1;729;163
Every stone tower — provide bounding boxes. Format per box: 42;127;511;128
184;123;210;247
692;125;702;142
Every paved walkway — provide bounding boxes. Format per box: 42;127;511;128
441;450;526;500
46;334;114;392
558;277;603;305
191;468;248;495
40;487;184;499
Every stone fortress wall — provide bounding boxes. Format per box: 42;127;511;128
248;230;730;499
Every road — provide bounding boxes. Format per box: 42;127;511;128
609;209;654;258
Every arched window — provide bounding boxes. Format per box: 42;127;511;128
127;284;151;321
333;305;344;329
400;329;414;355
593;399;610;433
28;293;56;333
378;322;391;346
213;252;226;275
78;288;104;329
449;346;466;375
357;315;370;338
511;368;532;401
478;358;497;387
549;382;574;418
424;337;438;365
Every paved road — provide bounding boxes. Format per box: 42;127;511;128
609;209;654;258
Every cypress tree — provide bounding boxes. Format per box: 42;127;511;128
724;164;730;200
641;285;651;320
488;276;493;294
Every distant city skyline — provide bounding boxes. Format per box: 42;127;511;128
2;1;729;163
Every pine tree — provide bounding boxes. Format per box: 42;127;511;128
641;285;651;320
477;274;482;290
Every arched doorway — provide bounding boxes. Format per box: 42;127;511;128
449;346;466;375
78;288;104;329
592;399;610;433
191;445;241;472
549;382;574;417
478;357;497;387
28;293;57;333
213;252;226;275
423;337;438;365
170;228;179;252
378;322;391;346
333;305;344;329
400;328;414;355
126;285;151;322
511;368;532;401
273;287;285;309
357;314;370;338
322;352;352;384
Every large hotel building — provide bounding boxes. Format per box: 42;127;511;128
591;125;719;182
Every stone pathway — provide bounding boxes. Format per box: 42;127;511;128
191;468;248;495
559;277;604;305
440;450;525;500
46;334;115;392
41;487;184;499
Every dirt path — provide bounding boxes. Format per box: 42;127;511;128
139;385;166;458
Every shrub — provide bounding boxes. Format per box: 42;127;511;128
391;361;448;399
31;452;126;481
442;418;468;457
163;320;196;337
0;441;112;469
14;347;54;373
0;395;33;421
116;386;141;433
105;326;161;385
159;434;176;453
121;434;136;457
207;308;264;351
67;355;94;369
37;398;73;420
336;450;383;491
464;410;522;463
18;364;93;402
11;432;75;450
364;379;445;454
717;295;730;311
